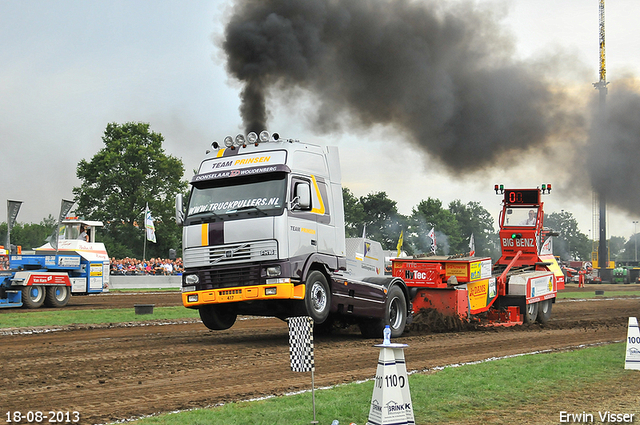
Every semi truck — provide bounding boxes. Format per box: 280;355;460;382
175;131;410;337
0;216;110;309
176;131;564;335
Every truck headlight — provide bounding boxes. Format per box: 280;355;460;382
185;274;199;284
182;285;196;293
266;266;281;277
187;294;198;303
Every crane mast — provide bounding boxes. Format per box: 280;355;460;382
593;0;610;281
597;0;607;87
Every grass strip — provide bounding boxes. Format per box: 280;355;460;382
0;306;199;329
131;343;630;425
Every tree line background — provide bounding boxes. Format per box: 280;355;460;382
1;121;636;263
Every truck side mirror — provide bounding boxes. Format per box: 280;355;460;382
293;183;311;210
175;194;184;225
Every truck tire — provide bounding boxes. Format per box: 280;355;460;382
386;285;408;337
523;301;539;324
536;299;552;324
199;304;237;330
44;286;71;308
304;271;331;324
22;285;45;309
359;285;407;339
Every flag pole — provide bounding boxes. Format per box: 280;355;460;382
143;204;148;261
311;368;317;424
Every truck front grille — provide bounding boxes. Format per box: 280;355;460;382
201;265;261;288
184;240;278;269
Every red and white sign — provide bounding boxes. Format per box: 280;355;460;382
27;274;71;286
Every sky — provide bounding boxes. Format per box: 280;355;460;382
1;0;639;242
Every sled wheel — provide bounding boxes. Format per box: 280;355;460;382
523;301;539;324
535;299;552;324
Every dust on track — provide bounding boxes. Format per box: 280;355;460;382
1;284;639;424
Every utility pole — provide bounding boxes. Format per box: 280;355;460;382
593;0;611;281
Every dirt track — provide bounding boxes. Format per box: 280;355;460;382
1;284;639;424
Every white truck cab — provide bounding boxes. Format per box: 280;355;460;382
176;131;409;336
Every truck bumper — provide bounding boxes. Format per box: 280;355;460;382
182;281;306;308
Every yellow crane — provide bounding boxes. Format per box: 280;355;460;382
593;0;608;92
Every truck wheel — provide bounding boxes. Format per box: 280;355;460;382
199;304;237;330
386;286;407;337
22;285;45;308
523;301;539;324
359;285;407;339
305;271;331;324
536;299;552;324
44;286;71;308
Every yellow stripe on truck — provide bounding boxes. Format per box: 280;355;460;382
310;175;325;215
182;283;306;308
201;223;209;246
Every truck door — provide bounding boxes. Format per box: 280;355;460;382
288;176;318;261
311;176;337;256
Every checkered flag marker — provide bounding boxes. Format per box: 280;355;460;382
288;316;314;372
288;316;318;424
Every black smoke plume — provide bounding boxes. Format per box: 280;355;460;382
221;0;640;215
586;80;640;214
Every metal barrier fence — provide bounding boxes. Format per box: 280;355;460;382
109;275;181;290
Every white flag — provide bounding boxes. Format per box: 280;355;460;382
145;204;157;243
428;227;436;253
469;233;475;256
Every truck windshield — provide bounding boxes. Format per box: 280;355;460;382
186;173;286;223
503;207;538;227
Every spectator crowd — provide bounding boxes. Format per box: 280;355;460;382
110;257;183;275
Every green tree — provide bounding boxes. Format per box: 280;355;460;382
622;234;640;262
409;198;461;255
342;187;366;238
73;122;187;259
608;236;626;261
0;215;57;251
448;200;498;258
342;189;406;251
544;211;591;261
359;191;405;251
